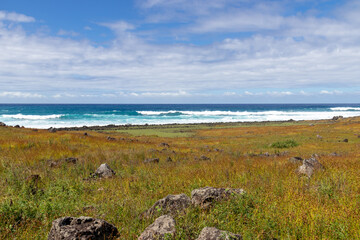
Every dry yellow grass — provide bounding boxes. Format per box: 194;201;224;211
1;117;360;239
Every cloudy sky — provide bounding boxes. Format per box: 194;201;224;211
0;0;359;103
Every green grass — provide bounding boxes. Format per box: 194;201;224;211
270;139;299;148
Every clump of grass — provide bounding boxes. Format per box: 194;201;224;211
270;139;299;148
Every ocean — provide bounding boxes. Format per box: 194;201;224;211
0;104;360;129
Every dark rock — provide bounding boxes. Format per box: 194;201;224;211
94;163;115;178
107;136;116;141
166;157;173;162
258;152;270;157
329;152;341;157
191;187;245;208
143;194;191;218
48;127;57;133
14;125;20;128
48;216;119;240
196;155;211;161
144;158;160;164
196;227;242;240
289;156;303;163
159;142;170;148
0;122;6;126
64;157;78;164
342;139;349;143
332;116;343;120
296;157;324;178
138;215;176;240
84;132;88;136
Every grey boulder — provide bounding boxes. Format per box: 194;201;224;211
297;157;324;177
48;216;119;240
191;187;245;208
196;227;242;240
138;215;176;240
95;163;115;178
143;194;191;217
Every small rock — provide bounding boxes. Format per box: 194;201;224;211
159;143;170;148
296;157;324;178
107;136;116;141
48;127;56;133
196;155;211;161
138;215;176;240
84;132;88;136
332;116;343;120
64;157;78;164
166;157;173;162
48;216;119;240
14;125;20;128
342;139;349;143
94;163;115;178
258;152;270;157
191;187;245;208
329;152;341;157
196;227;242;240
289;156;303;163
0;122;6;127
143;194;191;217
144;158;160;164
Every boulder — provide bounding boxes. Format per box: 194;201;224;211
159;143;170;148
296;157;324;177
144;158;159;164
64;157;78;164
332;116;343;120
0;122;6;127
48;216;119;240
196;155;211;161
289;156;303;163
94;163;115;178
14;125;20;128
196;227;242;240
143;194;191;217
138;215;176;240
48;127;57;133
342;139;349;143
191;187;245;208
107;136;116;141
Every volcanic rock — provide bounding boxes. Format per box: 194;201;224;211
143;194;191;217
196;227;242;240
191;187;245;208
138;215;176;240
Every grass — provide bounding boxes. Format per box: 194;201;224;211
1;117;360;239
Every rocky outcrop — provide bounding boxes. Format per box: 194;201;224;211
191;187;245;208
138;215;176;240
297;157;324;177
0;122;6;126
196;227;242;240
144;158;159;164
48;216;119;240
143;194;191;217
94;163;115;178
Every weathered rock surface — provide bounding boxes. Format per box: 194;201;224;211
144;194;191;217
48;216;119;240
289;156;303;163
196;227;242;240
297;157;324;177
94;163;115;178
191;187;245;208
0;122;6;126
138;215;176;240
144;158;160;164
48;127;57;133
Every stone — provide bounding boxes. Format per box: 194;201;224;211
0;122;6;126
143;194;191;217
84;132;88;136
196;227;242;240
196;155;211;161
332;116;343;120
138;215;176;240
48;216;119;240
191;187;245;208
289;156;303;163
94;163;115;178
48;127;57;133
107;136;116;141
14;125;20;128
64;157;78;164
296;157;324;178
144;158;160;164
166;157;173;162
329;152;341;157
159;142;170;148
342;139;349;143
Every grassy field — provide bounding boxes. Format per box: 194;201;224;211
1;117;360;239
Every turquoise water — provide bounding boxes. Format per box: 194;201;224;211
0;104;360;129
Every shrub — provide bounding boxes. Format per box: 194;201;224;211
270;139;299;148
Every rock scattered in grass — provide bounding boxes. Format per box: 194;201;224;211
144;158;160;164
94;163;116;178
166;157;173;162
296;157;324;178
143;194;191;218
138;215;176;240
107;136;116;141
332;116;343;120
48;127;56;133
159;142;170;148
196;227;242;240
48;216;119;240
196;155;211;161
342;138;349;142
289;156;303;163
329;152;341;157
191;187;245;209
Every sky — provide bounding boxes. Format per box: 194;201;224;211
0;0;359;103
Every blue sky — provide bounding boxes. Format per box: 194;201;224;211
0;0;359;103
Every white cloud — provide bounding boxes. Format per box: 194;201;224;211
0;91;44;98
0;11;35;23
57;29;79;37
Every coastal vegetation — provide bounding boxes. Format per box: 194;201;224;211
0;117;360;239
